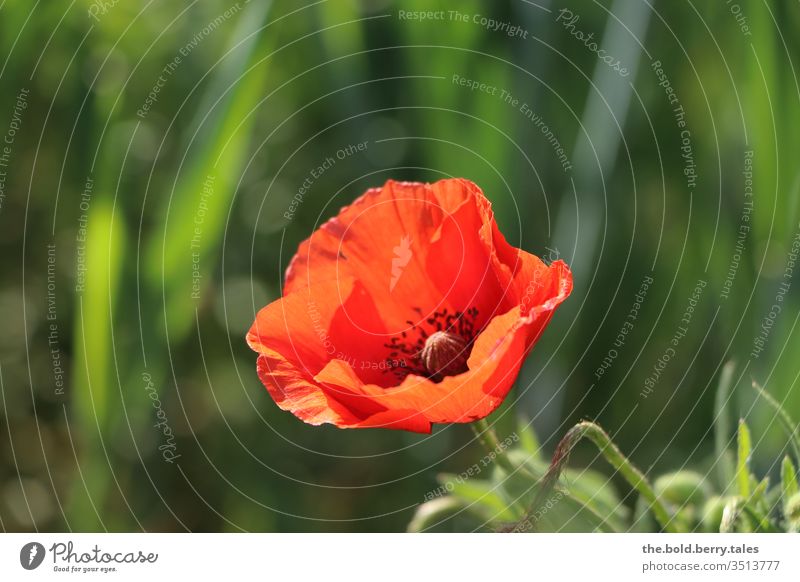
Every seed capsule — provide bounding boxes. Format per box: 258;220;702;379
420;331;470;381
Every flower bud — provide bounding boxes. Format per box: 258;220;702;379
701;496;727;532
654;471;710;508
786;492;800;532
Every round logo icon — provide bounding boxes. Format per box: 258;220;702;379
20;542;46;570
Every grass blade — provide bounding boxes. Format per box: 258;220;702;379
714;361;736;486
69;198;126;529
782;456;799;514
737;419;752;499
407;497;467;533
752;381;800;462
438;474;517;522
144;1;275;338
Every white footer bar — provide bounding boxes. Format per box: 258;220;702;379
1;533;798;581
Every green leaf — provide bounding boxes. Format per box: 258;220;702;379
701;496;727;532
782;456;799;514
487;450;623;532
742;504;779;533
535;488;620;533
561;467;630;529
749;476;773;525
437;474;517;522
631;495;655;532
714;361;736;487
502;448;548;476
737;420;752;499
407;497;468;532
751;475;768;503
654;471;711;508
719;497;746;533
501;445;629;531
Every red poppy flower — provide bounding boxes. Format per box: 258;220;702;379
247;178;572;433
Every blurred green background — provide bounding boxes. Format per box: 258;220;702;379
1;0;799;532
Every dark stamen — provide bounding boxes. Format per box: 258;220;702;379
381;306;479;382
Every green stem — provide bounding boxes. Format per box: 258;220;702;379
470;418;520;477
534;421;678;533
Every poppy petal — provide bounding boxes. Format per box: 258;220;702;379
310;258;571;425
257;354;431;433
284;179;502;333
247;277;389;384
